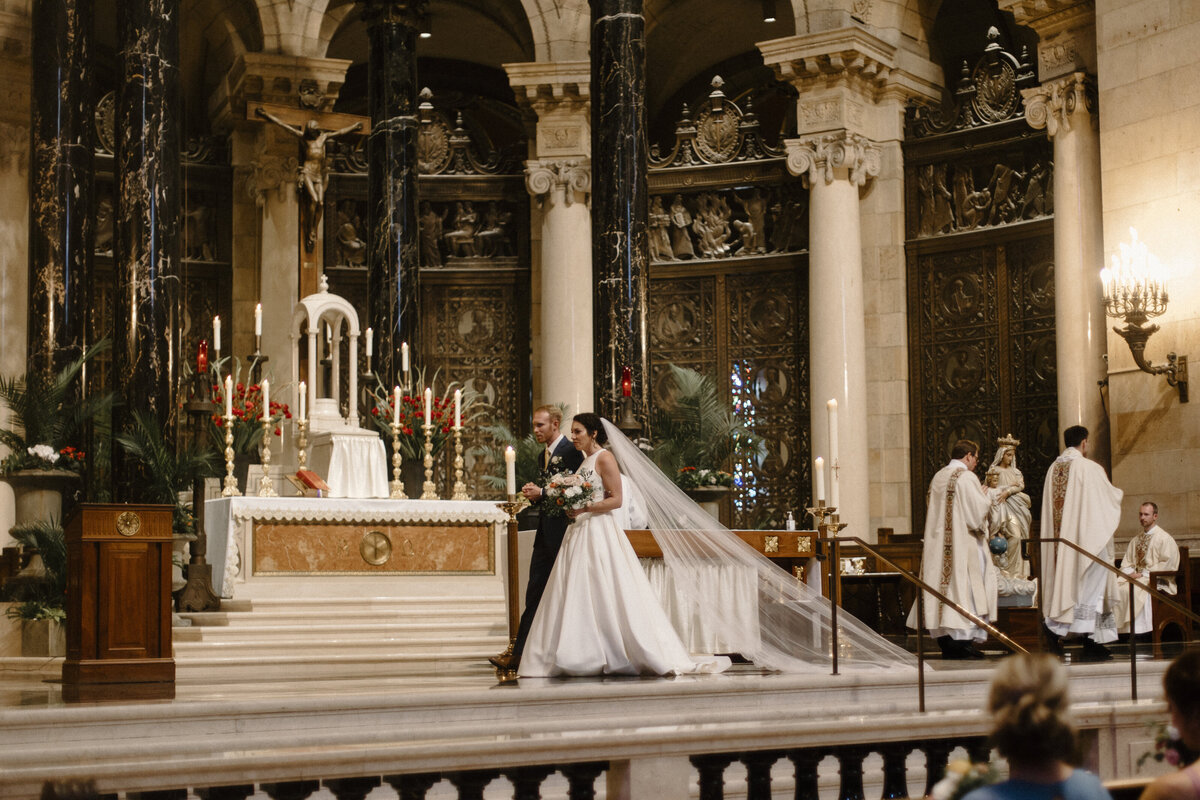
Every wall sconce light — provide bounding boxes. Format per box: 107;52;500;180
761;0;778;23
1100;228;1188;402
419;13;432;38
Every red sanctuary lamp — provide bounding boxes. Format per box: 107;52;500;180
617;365;639;434
196;339;209;374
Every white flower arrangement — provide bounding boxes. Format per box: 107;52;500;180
26;444;60;465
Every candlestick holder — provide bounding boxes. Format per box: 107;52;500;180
247;349;269;385
804;501;848;537
420;422;437;499
296;418;309;471
494;493;528;678
257;418;277;497
221;411;241;497
451;425;469;500
389;420;408;499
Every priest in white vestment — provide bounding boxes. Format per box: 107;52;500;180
1040;425;1124;659
908;438;997;659
1113;502;1179;635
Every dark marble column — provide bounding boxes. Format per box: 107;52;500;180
361;0;424;385
27;0;94;380
590;0;649;422
112;0;181;499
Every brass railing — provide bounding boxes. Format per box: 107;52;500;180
1030;536;1200;701
824;535;1028;712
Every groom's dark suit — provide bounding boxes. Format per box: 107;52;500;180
510;435;584;666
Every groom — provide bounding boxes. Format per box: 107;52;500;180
489;404;583;670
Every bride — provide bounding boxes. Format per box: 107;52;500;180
519;413;913;677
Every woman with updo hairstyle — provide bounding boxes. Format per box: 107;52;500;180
1141;649;1200;800
961;654;1111;800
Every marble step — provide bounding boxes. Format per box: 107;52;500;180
174;619;504;642
173;632;503;655
173;648;503;681
177;597;505;627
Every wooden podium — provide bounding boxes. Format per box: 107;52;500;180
63;504;175;690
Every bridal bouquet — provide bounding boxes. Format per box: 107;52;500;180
541;470;598;518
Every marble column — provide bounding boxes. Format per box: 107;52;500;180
507;62;592;414
361;0;424;386
1023;73;1109;466
112;0;181;500
27;0;92;379
590;0;648;421
785;133;880;540
526;160;593;414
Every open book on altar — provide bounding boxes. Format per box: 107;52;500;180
287;469;330;497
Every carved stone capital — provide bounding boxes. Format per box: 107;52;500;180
784;132;880;188
760;27;941;115
506;61;590;158
998;0;1096;80
210;53;354;132
525;159;591;208
242;134;300;207
1022;71;1096;138
0;120;27;174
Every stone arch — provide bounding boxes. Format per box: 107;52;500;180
519;0;589;62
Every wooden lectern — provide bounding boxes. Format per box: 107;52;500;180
63;504;175;690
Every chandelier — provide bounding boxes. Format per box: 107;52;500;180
1100;228;1188;402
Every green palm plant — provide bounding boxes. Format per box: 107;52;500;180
115;409;220;533
0;340;112;474
648;364;766;484
3;519;67;621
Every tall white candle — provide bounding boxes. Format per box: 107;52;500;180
505;446;516;496
254;303;262;336
365;327;373;358
224;375;232;418
393;385;401;426
401;341;410;373
814;456;825;503
424;386;432;423
298;381;306;422
827;398;840;508
261;379;270;421
454;389;461;428
213;316;221;352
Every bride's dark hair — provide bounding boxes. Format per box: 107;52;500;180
573;413;607;445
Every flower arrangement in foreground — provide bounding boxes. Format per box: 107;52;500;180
1138;721;1199;769
929;759;998;800
674;466;734;490
541;470;598;518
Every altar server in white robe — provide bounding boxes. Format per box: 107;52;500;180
1040;424;1124;660
908;438;997;659
1113;502;1179;635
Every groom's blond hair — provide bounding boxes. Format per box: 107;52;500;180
534;404;563;425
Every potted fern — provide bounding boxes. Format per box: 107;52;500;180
0;341;112;530
1;520;67;656
648;365;765;507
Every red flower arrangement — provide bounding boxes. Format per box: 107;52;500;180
208;381;292;455
366;386;459;460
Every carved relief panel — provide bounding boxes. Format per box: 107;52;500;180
907;230;1057;527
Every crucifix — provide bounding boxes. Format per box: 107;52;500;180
250;102;369;297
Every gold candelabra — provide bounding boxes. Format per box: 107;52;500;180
389;420;408;499
296;419;309;471
451;425;469;500
221;410;240;497
420;421;437;499
257;418;277;497
805;501;847;537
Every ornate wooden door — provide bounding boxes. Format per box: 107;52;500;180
904;32;1058;529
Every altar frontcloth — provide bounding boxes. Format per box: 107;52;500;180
206;497;507;598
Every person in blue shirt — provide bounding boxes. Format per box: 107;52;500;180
962;654;1112;800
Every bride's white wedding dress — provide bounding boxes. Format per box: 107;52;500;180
519;449;732;677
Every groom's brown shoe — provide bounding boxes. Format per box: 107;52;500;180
489;652;514;670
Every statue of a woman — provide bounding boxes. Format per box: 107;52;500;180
985;439;1036;596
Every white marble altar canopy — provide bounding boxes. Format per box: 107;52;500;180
292;274;363;432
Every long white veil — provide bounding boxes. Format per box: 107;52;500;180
602;419;915;671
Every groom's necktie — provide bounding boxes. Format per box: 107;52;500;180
543;448;551;469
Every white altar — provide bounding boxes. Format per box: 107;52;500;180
205;497;507;599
